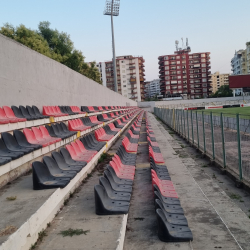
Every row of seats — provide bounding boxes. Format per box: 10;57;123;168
31;110;140;190
145;113;193;242
0;109;132;167
81;106;126;113
94;111;144;215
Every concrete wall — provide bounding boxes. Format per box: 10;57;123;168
138;96;250;112
0;34;137;109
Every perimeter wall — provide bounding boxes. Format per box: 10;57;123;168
0;34;137;109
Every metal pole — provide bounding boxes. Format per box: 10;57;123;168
210;112;215;160
183;110;186;139
111;0;117;92
202;111;206;153
196;111;199;149
191;110;194;144
236;114;243;180
220;113;226;168
187;110;189;142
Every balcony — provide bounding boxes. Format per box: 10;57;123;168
129;66;136;70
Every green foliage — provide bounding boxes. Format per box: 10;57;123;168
0;22;101;84
59;228;89;237
210;85;233;98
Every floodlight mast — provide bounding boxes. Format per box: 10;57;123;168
104;0;120;93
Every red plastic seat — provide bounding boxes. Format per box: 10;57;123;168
147;136;159;147
0;108;10;124
112;155;135;171
103;114;112;120
94;128;114;141
88;106;95;112
40;126;61;143
65;144;92;162
98;106;104;111
71;141;96;159
109;162;134;180
108;123;120;132
129;130;139;139
23;128;46;147
89;116;102;125
68;119;90;131
70;106;85;114
122;137;138;153
149;146;164;164
3;106;26;122
32;127;54;146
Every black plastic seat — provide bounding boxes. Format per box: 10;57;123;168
80;136;102;151
51;124;68;139
32;161;70;190
1;132;33;154
0;156;12;166
114;121;124;129
99;177;131;201
103;126;117;135
155;199;184;214
0;138;24;159
106;167;133;185
57;123;72;138
60;148;88;166
11;106;28;120
45;125;59;138
26;106;42;120
51;151;85;172
32;105;49;118
94;185;130;215
14;130;42;150
156;209;193;242
154;191;180;206
60;123;76;137
81;117;95;127
43;156;77;178
103;174;132;193
19;105;36;120
97;114;109;122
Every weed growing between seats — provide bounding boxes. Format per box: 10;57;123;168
58;228;90;237
133;217;145;221
6;196;17;201
29;229;47;250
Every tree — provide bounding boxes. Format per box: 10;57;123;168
211;85;233;98
0;22;102;84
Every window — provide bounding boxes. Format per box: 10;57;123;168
165;61;169;65
201;59;206;62
190;75;193;78
203;88;207;92
166;71;170;75
182;61;186;64
123;80;126;83
182;56;186;59
189;60;193;64
178;81;182;83
176;56;180;59
178;76;181;79
171;56;176;60
166;86;170;90
122;70;125;73
189;56;193;59
165;66;169;70
202;84;207;87
123;85;126;87
166;81;170;85
177;66;181;69
165;76;169;80
177;61;180;64
202;73;206;77
202;64;206;67
178;85;182;89
164;56;168;60
190;80;194;83
202;68;206;72
201;54;206;57
123;75;126;78
177;71;181;74
202;78;207;82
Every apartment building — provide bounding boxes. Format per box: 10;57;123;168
231;42;250;75
158;47;211;99
211;72;230;93
145;79;161;98
97;55;146;102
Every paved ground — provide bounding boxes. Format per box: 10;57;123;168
149;112;250;250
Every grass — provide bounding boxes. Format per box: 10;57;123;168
59;228;89;237
196;106;250;118
134;217;145;221
202;165;208;168
98;153;109;163
229;193;242;200
6;196;17;201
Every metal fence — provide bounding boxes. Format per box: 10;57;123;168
154;107;250;184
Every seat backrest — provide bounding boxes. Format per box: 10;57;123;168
32;106;42;116
32;161;52;182
3;106;16;118
88;106;95;111
43;156;61;174
0;107;8;119
75;139;86;152
71;142;82;156
19;106;30;117
26;106;37;117
32;127;44;140
48;106;54;114
39;126;51;138
1;132;19;147
65;144;77;157
51;151;67;168
11;106;24;118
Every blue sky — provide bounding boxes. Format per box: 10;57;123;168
0;0;249;81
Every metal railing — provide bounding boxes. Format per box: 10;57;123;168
154;107;250;184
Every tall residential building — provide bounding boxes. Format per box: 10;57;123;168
158;46;211;99
231;42;250;75
145;79;161;98
211;71;230;93
97;55;146;102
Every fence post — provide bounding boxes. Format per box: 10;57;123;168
191;110;194;144
236;114;243;180
173;109;175;130
202;111;206;153
181;109;183;136
220;113;226;168
183;110;186;138
210;112;215;160
196;111;199;149
187;110;189;142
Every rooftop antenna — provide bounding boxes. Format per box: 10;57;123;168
186;38;188;48
175;40;179;51
181;38;184;49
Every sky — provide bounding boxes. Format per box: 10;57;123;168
0;0;250;81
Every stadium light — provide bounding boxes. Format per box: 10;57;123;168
104;0;121;93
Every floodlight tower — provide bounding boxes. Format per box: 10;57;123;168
104;0;120;93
